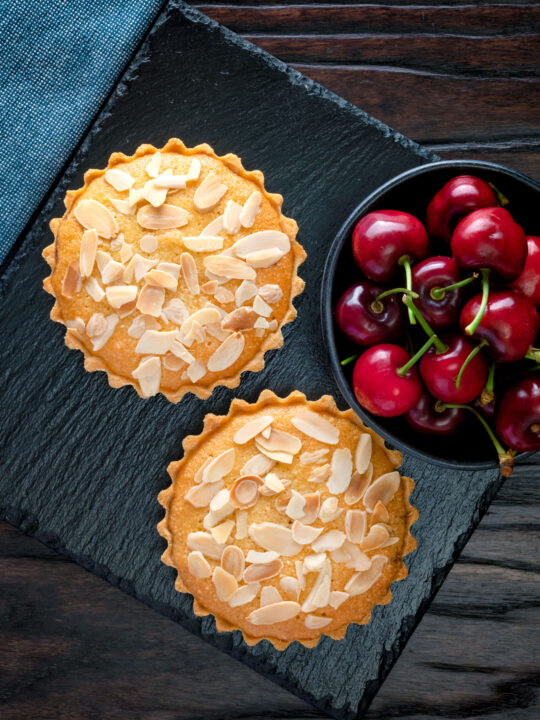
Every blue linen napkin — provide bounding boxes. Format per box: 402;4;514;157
0;0;164;264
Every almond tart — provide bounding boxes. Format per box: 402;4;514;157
158;390;417;649
43;139;305;401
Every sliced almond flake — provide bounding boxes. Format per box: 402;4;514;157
156;262;180;281
233;230;290;258
235;280;258;307
183;235;224;252
162;354;184;371
252;294;272;317
274;491;291;514
223;200;242;234
105;285;138;309
303;553;326;573
207;332;245;372
254;317;269;330
343;541;372;572
104;168;135;192
143;268;178;291
101;259;125;285
118;301;137;320
120;242;133;264
312;530;346;554
239;190;262;228
169;339;194;365
128;188;144;208
210;489;230;513
145;152;161;178
345;465;373;506
229;475;260;509
74;199;119;238
62;261;82;297
280;576;300;601
79;229;98;277
363;471;400;513
89;313;118;351
187;158;201;182
262;472;285;495
181;308;221;336
187;551;212;579
301;559;331;613
371;500;390;524
381;536;400;548
291;411;339;445
95;249;110;270
228;583;260;607
154;170;186;190
255;442;293;465
248;522;302;556
66;317;85;335
203;255;256;281
268;319;278;331
132;354;161;397
243;559;283;584
214;287;235;305
110;232;123;250
109;197;135;215
240;453;275;477
330;546;351;564
261;426;272;440
194;456;213;484
246;550;279;565
246;600;301;625
162;297;188;325
300;449;329;465
200;214;224;236
235;509;248;539
345;510;367;544
255;428;302;456
136;285;165;317
187;531;224;560
185;480;223;508
291;520;323;545
258;284;283;304
355;434;372;474
203;502;235;531
201;448;235;485
86;313;106;338
213;566;238;601
187;359;206;383
302;492;322;524
233;415;273;445
307;464;331;484
128;315;159;339
255;328;264;338
201;280;218;294
329;591;349;609
260;586;283;607
345;556;387;596
305;614;332;630
84;276;105;302
122;253;157;283
318;496;342;524
245;248;285;269
135;329;177;355
221;545;245;580
137;203;190;230
285;490;306;521
360;523;390;551
181;252;199;295
194;172;227;212
327;448;353;495
210;519;235;545
140;234;158;253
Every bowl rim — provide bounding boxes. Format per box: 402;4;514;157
321;159;540;470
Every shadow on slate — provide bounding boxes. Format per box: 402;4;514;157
0;2;503;718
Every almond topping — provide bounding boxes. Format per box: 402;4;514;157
200;214;224;236
207;332;245;372
327;448;353;494
235;509;248;539
145;152;161;178
303;553;327;573
239;191;262;228
246;550;279;565
84;276;105;302
363;471;400;512
162;297;188;325
280;576;300;601
137;203;190;230
110;198;135;215
194;173;227;212
213;566;238;601
318;496;342;523
183;235;224;252
253;294;272;317
312;530;346;553
285;490;306;520
291;521;323;545
301;560;331;613
233;415;273;444
302;492;321;524
104;168;135;192
305;615;332;630
255;428;302;456
122;253;156;283
210;519;235;545
355;434;372;474
248;523;302;556
86;313;106;338
104;285;136;309
101;259;125;285
163;354;184;371
254;317;269;330
345;510;367;544
241;453;275;477
255;443;294;465
79;229;98;277
262;473;285;495
223;200;242;234
185;480;223;508
136;285;165;317
187;531;224;560
221;307;257;331
187;359;206;383
274;490;292;514
258;284;283;304
90;313;118;351
228;583;260;607
360;523;390;551
62;261;82;297
345;465;373;506
307;464;331;483
247;600;300;626
230;475;261;509
128;315;159;339
180;252;199;294
74;199;119;238
300;449;329;465
140;234;158;253
201;280;218;294
291;411;339;445
203;255;256;281
154;170;186;190
235;280;258;307
345;556;387;596
135;329;177;355
187;551;212;579
221;545;245;580
120;242;133;264
132;355;161;397
201;448;235;485
233;230;290;258
143;269;177;291
245;248;285;268
181;308;221;336
329;591;349;609
128;188;144;207
344;541;372;571
372;500;390;524
214;287;234;305
260;586;283;607
243;559;283;584
187;158;201;182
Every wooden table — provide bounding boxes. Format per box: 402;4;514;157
1;3;538;718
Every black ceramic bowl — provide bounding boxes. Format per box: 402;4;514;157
322;160;540;470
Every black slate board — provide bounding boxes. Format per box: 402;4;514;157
0;2;503;717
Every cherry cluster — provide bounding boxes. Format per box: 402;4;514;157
335;175;540;475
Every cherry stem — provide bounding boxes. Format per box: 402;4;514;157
398;256;416;325
481;361;496;405
430;273;478;301
488;182;510;207
341;353;359;367
465;268;490;335
371;288;418;314
397;335;436;376
525;347;540;363
435;401;514;477
531;424;540;434
403;296;448;354
456;339;488;389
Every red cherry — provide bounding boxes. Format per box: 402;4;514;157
427;175;497;242
496;377;540;452
510;236;540;307
420;333;488;404
352;210;429;282
352;344;422;417
460;290;539;362
412;256;475;330
405;390;465;436
451;207;527;282
335;281;405;346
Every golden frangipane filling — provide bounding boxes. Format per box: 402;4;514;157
44;139;304;401
158;392;417;649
